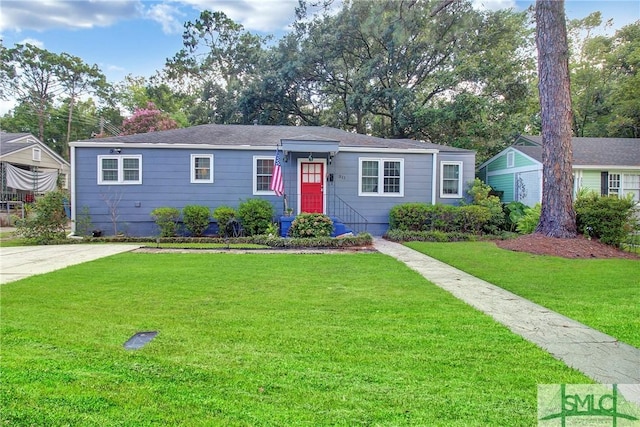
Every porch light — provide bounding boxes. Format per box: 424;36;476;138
308;153;313;161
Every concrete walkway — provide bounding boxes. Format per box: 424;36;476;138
373;238;640;403
0;244;141;284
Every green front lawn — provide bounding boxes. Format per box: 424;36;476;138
405;241;640;348
1;252;589;425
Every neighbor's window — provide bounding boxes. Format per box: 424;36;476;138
623;174;640;201
440;161;463;198
253;156;275;195
191;154;213;183
359;158;403;196
32;147;41;162
98;155;142;185
608;173;621;195
507;151;514;168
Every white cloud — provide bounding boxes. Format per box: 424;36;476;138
145;3;185;34
177;0;300;32
0;0;304;37
0;0;143;32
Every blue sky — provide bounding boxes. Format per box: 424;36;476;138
1;0;639;113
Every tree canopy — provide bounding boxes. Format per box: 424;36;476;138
0;1;638;163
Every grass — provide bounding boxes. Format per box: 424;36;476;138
0;252;590;426
0;229;28;247
405;241;640;348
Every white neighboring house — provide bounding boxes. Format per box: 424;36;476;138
0;132;70;225
477;135;640;206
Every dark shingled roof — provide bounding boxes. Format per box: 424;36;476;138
73;124;472;153
0;132;37;156
515;135;640;167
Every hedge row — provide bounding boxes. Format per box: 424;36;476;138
389;203;494;234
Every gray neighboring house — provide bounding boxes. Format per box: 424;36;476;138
70;124;475;236
477;135;640;206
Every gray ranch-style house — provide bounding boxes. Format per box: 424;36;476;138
477;135;640;206
70;124;476;236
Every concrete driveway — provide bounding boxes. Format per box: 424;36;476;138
0;244;141;284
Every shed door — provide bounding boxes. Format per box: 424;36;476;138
515;170;541;207
300;162;324;213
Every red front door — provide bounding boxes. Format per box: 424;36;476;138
300;162;324;213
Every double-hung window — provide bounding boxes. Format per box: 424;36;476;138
440;161;463;198
623;174;640;201
608;173;621;195
191;154;213;183
98;155;142;185
253;156;275;195
359;158;403;196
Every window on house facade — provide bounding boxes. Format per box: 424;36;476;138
98;155;142;185
608;173;621;195
623;174;640;201
191;154;213;183
253;156;275;195
32;148;41;162
440;161;463;198
507;151;514;168
359;158;403;196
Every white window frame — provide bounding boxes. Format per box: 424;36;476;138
622;173;640;201
190;154;214;183
32;147;41;162
506;151;514;168
97;154;142;185
253;155;276;195
608;173;621;195
440;161;463;198
358;158;404;197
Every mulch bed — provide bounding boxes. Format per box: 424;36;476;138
494;233;639;259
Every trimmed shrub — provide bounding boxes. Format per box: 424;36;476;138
237;198;275;236
289;213;334;238
212;205;237;236
456;205;492;234
150;207;181;237
389;203;431;231
182;205;211;236
15;190;68;244
389;202;493;235
426;204;458;232
575;192;637;247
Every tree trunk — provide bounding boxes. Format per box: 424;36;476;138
535;0;577;238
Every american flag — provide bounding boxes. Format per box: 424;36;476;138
270;147;284;196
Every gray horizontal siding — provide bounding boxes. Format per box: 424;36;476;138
74;146;471;236
75;147;284;236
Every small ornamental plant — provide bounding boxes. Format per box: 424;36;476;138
182;205;211;236
289;213;333;238
150;207;181;237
